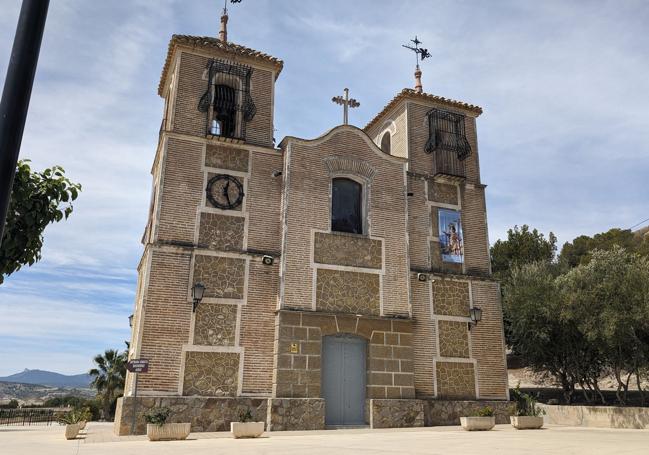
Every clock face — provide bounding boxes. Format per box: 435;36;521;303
206;174;244;210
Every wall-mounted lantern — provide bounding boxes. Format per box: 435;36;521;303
468;306;483;330
192;282;206;312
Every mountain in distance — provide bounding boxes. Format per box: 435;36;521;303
0;369;92;388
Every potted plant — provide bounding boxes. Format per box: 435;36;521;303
144;407;191;441
78;407;92;430
510;385;545;429
57;408;84;440
231;409;265;438
460;406;496;431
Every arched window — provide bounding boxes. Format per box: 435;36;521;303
331;178;363;234
380;131;391;154
213;84;237;138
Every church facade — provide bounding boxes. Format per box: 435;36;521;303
114;20;509;435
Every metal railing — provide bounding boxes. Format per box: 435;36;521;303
0;409;55;426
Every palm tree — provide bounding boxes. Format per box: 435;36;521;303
89;348;127;420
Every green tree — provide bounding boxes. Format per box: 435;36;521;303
503;261;600;403
491;225;557;279
559;228;642;268
560;247;649;404
0;160;81;284
89;348;127;420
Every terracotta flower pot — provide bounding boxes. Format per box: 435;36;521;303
510;416;544;429
146;423;191;441
230;421;265;438
64;423;80;440
460;416;495;431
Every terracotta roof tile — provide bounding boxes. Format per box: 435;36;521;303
158;35;284;96
364;88;483;132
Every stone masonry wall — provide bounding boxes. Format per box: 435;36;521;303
274;310;415;400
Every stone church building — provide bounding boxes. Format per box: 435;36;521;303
114;12;509;435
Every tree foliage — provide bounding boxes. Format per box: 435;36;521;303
491;225;557;279
0;160;81;284
558;228;647;268
89;348;127;420
505;247;649;405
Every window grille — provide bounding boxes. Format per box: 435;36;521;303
198;59;256;140
425;109;472;160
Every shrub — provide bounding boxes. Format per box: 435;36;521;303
511;385;545;417
57;408;85;425
239;409;254;423
472;406;494;417
144;407;171;426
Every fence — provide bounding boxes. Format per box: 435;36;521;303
0;409;55;426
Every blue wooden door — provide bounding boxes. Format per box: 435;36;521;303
322;335;366;426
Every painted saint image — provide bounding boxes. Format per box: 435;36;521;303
439;209;464;263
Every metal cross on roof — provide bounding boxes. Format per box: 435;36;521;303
332;88;360;125
402;35;431;69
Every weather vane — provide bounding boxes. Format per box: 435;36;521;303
402;36;430;93
332;88;360;125
402;36;431;69
223;0;242;15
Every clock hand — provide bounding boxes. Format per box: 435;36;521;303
222;180;231;205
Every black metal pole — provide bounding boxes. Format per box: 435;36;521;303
0;0;50;247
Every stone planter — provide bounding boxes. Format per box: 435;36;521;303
64;424;81;440
510;416;544;430
146;423;191;441
231;421;265;438
460;416;495;431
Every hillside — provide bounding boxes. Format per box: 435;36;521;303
0;369;92;388
0;381;94;405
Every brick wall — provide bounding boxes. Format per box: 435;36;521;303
470;281;508;399
280;126;410;317
136;247;192;392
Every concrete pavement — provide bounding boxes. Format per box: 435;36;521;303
2;422;648;454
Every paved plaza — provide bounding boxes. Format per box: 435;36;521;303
2;422;648;455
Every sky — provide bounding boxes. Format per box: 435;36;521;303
0;0;647;376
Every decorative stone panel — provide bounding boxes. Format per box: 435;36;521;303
193;254;245;299
198;212;245;252
369;399;424;429
193;303;238;346
438;320;470;358
432;280;470;317
429;181;458;206
435;361;476;399
205;144;249;172
313;232;382;269
268;398;325;431
182;351;239;396
205;173;243;212
430;241;463;274
316;269;380;316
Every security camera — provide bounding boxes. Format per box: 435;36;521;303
262;255;274;266
417;273;429;282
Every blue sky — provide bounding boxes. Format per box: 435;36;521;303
0;0;647;376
